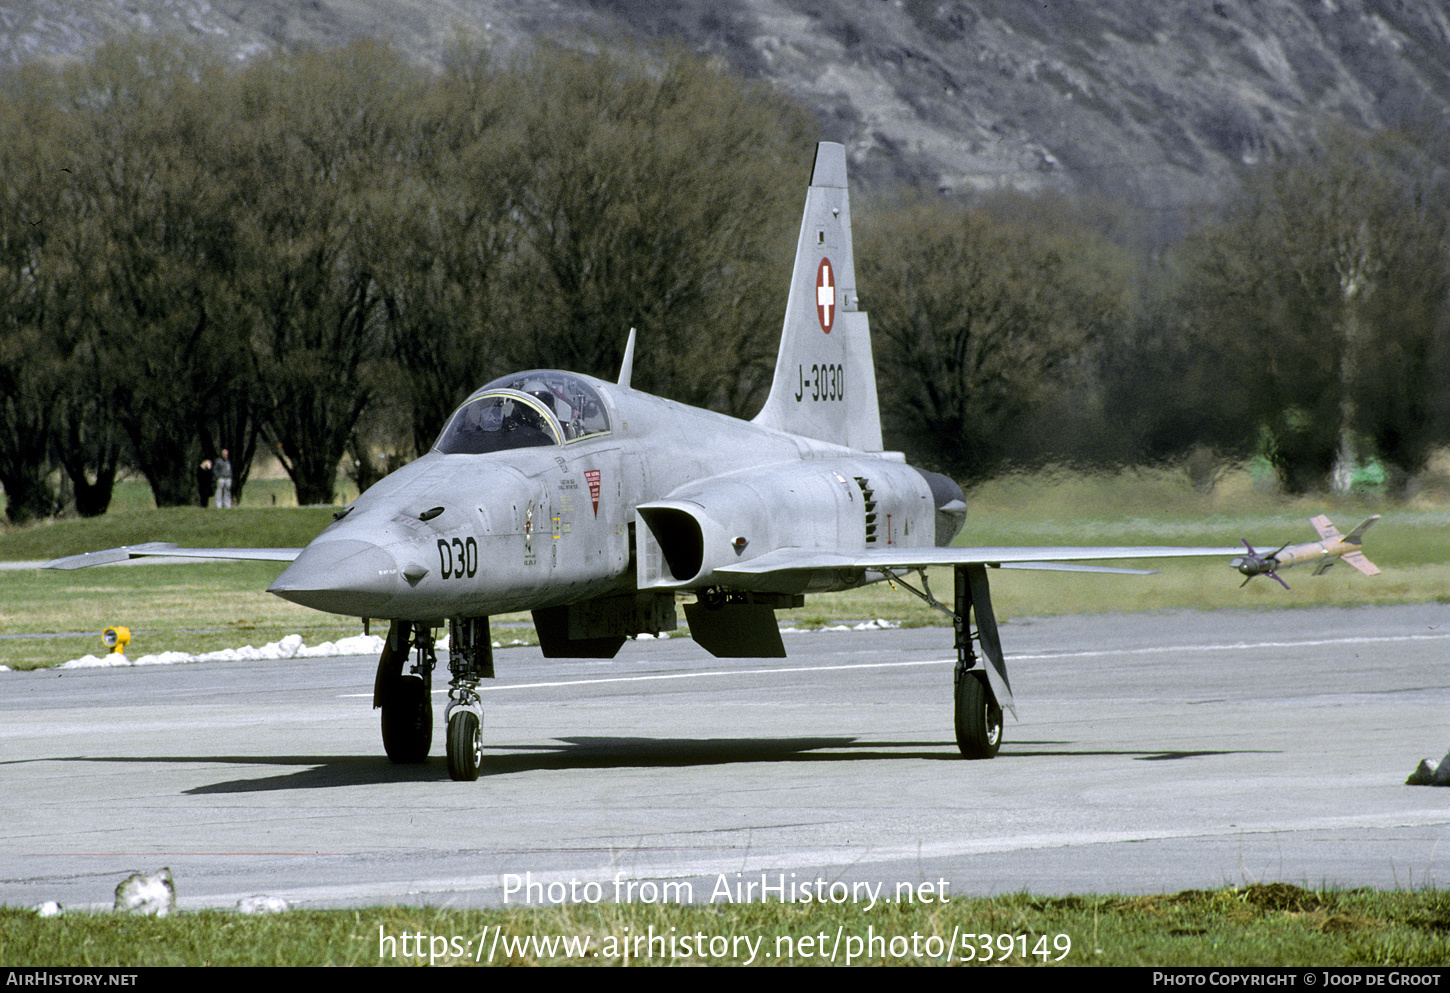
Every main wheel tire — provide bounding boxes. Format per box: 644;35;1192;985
954;670;1003;759
446;710;483;782
381;676;433;763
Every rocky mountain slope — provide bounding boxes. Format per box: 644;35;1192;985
3;0;1447;211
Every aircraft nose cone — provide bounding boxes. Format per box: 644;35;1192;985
268;539;401;615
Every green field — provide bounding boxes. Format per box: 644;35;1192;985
3;466;1448;670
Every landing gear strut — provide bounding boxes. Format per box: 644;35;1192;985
884;564;1016;758
952;565;1014;759
444;616;494;781
375;621;435;763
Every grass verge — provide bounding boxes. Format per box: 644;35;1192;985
3;885;1449;966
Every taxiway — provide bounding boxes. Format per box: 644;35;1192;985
3;605;1448;910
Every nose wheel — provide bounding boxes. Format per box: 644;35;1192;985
446;706;483;781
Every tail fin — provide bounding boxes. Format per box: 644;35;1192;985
1343;514;1379;545
1341;514;1381;576
1309;515;1342;542
1340;551;1380;576
752;142;883;452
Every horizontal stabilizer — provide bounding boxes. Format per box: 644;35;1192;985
1340;551;1380;576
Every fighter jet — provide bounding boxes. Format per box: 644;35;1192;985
48;142;1250;781
1230;514;1381;589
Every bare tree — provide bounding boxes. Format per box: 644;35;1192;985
1172;127;1450;495
860;200;1125;481
500;46;812;416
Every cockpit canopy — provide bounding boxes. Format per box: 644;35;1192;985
432;371;610;455
484;372;610;440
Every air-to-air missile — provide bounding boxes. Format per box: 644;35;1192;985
1231;514;1381;589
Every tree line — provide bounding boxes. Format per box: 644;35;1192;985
859;125;1450;495
1;38;1447;524
0;39;811;521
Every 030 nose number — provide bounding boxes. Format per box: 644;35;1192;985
438;537;478;579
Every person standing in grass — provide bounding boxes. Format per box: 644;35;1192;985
197;459;214;508
214;450;233;508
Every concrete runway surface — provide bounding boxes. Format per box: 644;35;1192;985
3;604;1448;911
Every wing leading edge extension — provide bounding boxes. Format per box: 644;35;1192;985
713;544;1247;583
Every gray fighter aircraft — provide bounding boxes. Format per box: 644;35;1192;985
48;143;1246;781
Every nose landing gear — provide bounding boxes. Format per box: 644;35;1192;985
444;616;494;782
374;617;495;779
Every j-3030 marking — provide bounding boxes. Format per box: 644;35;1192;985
795;363;845;402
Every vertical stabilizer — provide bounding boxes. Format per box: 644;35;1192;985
1341;514;1380;576
752;142;883;452
1343;515;1379;545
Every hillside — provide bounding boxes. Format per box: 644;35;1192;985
3;0;1448;212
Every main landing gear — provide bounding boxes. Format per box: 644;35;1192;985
375;621;434;764
886;564;1015;759
954;659;1003;758
373;617;495;780
952;564;1014;759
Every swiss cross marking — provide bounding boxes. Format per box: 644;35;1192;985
815;257;835;334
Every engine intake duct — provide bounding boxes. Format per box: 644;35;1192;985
637;504;706;584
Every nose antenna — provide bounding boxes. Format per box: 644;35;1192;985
617;327;637;389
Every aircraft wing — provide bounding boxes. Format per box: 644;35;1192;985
713;544;1246;581
43;542;303;570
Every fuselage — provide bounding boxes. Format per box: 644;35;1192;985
1265;540;1346;572
267;369;963;622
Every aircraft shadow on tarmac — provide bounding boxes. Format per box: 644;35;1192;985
186;737;953;790
39;740;1273;794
